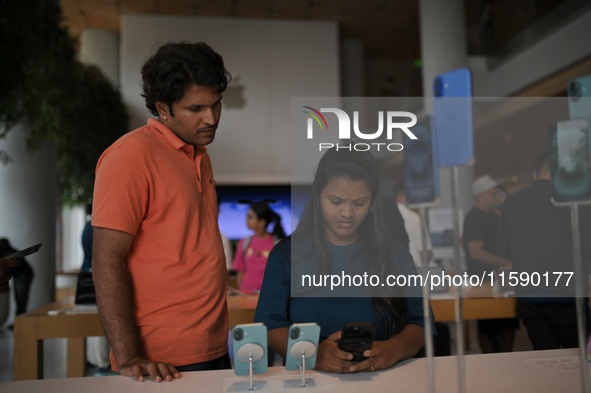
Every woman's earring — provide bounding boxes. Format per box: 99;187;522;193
369;205;374;213
162;116;167;120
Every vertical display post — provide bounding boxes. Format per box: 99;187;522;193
248;353;255;391
451;165;465;393
570;203;590;393
433;67;473;393
549;119;591;392
404;115;441;393
300;351;307;387
419;207;435;393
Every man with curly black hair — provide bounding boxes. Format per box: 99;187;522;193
92;42;232;382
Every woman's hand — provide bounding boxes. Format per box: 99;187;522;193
314;331;356;373
348;324;425;373
347;340;399;373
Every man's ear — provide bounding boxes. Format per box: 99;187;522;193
155;101;170;118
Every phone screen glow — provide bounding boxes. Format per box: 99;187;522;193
550;120;591;204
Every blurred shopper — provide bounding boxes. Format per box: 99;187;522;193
0;238;34;317
81;202;93;272
498;154;591;349
232;201;286;293
463;175;517;353
0;258;20;290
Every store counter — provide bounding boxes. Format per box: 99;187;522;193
13;287;515;380
2;349;586;393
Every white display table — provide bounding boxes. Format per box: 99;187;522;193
1;348;587;393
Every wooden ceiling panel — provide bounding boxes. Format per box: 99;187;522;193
80;0;119;13
63;0;118;37
60;0;87;35
59;0;422;60
300;0;343;20
58;0;575;62
84;14;119;32
191;0;233;16
269;0;309;19
157;0;200;15
340;2;381;28
120;0;158;14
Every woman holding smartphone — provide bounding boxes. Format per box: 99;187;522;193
255;146;428;373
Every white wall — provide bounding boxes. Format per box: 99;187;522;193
59;206;85;272
80;29;120;88
121;15;340;184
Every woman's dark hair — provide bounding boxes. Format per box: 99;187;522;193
141;41;232;116
296;147;380;252
250;201;286;240
294;146;406;337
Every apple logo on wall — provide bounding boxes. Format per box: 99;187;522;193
223;76;247;109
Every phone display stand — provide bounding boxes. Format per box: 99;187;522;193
236;343;265;391
571;203;591;393
432;67;473;393
549;119;591;393
451;165;466;393
419;205;436;393
288;341;317;387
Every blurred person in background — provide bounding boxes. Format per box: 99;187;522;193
498;153;591;349
462;175;516;353
232;201;286;293
0;238;34;320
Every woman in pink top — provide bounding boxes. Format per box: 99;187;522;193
232;201;286;293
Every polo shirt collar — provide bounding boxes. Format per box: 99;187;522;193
147;118;208;153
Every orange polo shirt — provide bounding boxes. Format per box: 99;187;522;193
92;118;228;368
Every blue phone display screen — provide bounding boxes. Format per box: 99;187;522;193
433;67;474;167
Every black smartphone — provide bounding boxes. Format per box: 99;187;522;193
4;243;42;260
549;119;591;205
338;321;376;362
404;116;440;207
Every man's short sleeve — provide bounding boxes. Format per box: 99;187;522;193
92;146;149;235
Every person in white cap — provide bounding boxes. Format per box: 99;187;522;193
462;174;516;353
